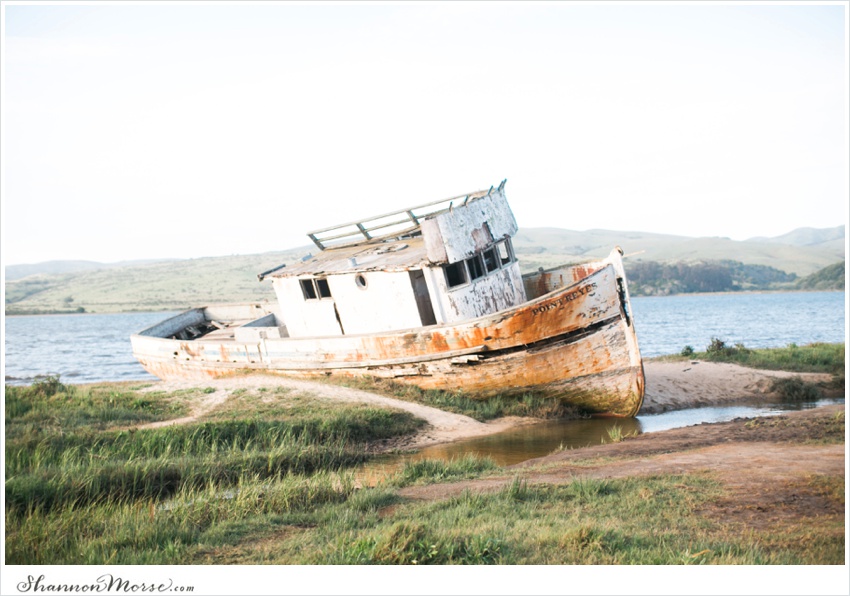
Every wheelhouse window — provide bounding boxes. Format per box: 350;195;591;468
466;255;485;280
497;239;514;265
300;278;332;300
483;247;499;273
444;261;467;288
442;238;517;290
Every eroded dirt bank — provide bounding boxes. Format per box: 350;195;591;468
398;405;846;525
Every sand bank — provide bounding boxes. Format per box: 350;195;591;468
641;360;835;414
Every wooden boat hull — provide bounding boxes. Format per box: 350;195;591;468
131;251;644;416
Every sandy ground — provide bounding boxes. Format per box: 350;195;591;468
640;360;835;413
135;360;838;449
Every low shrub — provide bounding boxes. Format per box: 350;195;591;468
770;377;823;401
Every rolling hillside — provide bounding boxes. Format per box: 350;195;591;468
747;225;845;247
4;249;309;315
511;228;845;276
5;226;845;314
4;259;177;282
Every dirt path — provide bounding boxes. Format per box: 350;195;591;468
137;374;523;447
137;388;231;430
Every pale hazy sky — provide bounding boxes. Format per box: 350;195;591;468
2;1;847;265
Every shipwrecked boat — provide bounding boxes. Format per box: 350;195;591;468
131;181;645;416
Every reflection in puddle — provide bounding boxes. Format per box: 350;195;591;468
357;398;844;484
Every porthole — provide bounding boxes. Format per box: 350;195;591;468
355;274;368;289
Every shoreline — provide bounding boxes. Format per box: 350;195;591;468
639;359;839;414
111;359;843;451
5;288;844;317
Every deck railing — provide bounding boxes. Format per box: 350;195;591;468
306;188;491;250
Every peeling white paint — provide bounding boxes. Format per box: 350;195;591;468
421;187;518;264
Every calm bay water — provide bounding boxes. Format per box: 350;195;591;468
631;290;847;357
3;291;846;385
4;311;177;384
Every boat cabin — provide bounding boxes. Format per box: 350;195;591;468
266;180;527;338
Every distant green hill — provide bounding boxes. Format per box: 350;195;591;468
796;261;845;291
625;259;802;296
747;225;845;247
511;228;844;277
4;227;845;315
4;248;310;315
4;259;177;281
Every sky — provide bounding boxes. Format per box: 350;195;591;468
2;1;847;265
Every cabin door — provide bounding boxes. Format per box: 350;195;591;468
409;270;437;326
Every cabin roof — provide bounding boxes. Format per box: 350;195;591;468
270;236;431;278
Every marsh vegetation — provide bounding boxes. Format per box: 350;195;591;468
5;354;844;565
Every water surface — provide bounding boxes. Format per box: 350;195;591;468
4;312;176;384
3;291;844;385
357;396;844;482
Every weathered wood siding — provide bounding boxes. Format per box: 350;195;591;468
523;259;611;300
421;186;518;264
425;262;527;323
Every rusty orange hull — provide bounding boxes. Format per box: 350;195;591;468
131;252;644;416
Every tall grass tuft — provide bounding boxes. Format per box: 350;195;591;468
569;477;615;502
387;455;498;487
605;423;636;443
329;521;504;564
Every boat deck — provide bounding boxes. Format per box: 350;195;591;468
197;319;258;342
200;327;238;341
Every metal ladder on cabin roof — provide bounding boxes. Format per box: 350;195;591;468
306;186;497;251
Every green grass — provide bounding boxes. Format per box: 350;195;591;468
5;380;425;561
769;377;825;401
5;377;189;437
672;341;844;375
5;471;357;565
386;455;500;487
606;423;637;443
8;461;843;564
209;472;843;565
5;371;844;565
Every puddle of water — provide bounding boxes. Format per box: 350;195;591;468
357;398;844;484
